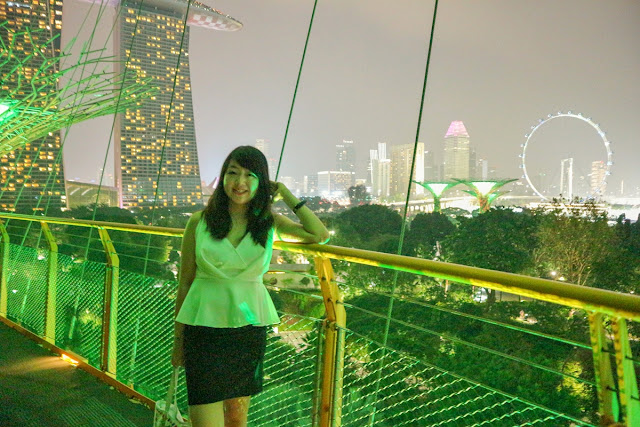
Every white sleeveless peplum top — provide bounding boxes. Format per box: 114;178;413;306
176;219;280;328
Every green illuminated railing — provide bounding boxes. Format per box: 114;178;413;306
0;212;638;427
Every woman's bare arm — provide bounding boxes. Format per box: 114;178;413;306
272;182;330;244
172;211;200;366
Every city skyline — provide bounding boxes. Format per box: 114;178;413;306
58;1;640;198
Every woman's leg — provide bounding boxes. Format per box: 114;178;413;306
189;401;224;427
224;396;251;427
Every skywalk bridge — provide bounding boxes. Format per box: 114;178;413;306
0;212;638;427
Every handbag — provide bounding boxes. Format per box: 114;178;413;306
153;367;191;427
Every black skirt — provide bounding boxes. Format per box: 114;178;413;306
183;324;267;405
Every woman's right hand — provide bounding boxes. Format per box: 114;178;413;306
171;339;184;367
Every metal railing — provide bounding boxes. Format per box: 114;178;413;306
0;212;638;426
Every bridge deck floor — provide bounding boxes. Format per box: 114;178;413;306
0;321;153;427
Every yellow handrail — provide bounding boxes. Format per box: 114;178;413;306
273;241;640;322
2;212;639;321
0;212;183;236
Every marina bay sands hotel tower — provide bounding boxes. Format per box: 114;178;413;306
92;0;241;208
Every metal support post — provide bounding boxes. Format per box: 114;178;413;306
0;221;9;317
331;326;345;427
98;227;119;376
311;320;326;427
41;222;58;344
314;256;346;427
611;317;639;426
588;313;618;424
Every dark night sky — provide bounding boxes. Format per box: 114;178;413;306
62;0;640;198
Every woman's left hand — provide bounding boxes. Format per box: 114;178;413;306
270;181;284;202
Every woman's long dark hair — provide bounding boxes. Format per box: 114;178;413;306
202;146;274;247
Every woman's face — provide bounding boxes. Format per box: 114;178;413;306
223;159;260;206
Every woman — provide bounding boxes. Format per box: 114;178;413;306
172;146;329;427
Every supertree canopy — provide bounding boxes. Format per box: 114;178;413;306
0;22;155;156
413;180;459;213
453;178;517;213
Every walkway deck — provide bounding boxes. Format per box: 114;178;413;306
0;322;153;427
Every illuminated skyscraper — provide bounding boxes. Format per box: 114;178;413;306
0;0;67;212
336;139;355;186
370;143;390;198
303;174;318;196
390;142;424;198
443;121;470;180
113;1;200;208
108;0;240;208
317;171;354;199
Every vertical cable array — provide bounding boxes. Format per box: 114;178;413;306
368;1;440;425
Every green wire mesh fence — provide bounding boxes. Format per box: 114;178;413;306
339;327;595;427
1;217;638;426
335;270;600;426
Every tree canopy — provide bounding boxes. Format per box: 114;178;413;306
443;207;539;275
404;212;456;258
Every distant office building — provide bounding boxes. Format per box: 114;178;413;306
469;146;478;178
443;121;470;180
0;0;67;212
378;160;391;198
477;158;497;180
336;139;356;186
303;174;318;196
279;176;301;196
390;143;424;198
255;139;278;178
317;171;354;199
113;0;209;209
369;150;379;194
280;176;295;188
369;143;391;198
590;160;607;195
424;150;438;181
66;181;119;208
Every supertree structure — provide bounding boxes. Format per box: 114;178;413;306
413;180;459;213
453;178;517;213
0;22;155;156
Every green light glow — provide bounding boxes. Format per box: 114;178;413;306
0;22;155;155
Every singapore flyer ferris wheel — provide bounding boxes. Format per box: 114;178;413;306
520;111;613;201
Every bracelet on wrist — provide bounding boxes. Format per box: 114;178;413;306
293;199;307;213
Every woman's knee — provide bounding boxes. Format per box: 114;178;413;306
189;401;224;427
224;396;251;426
